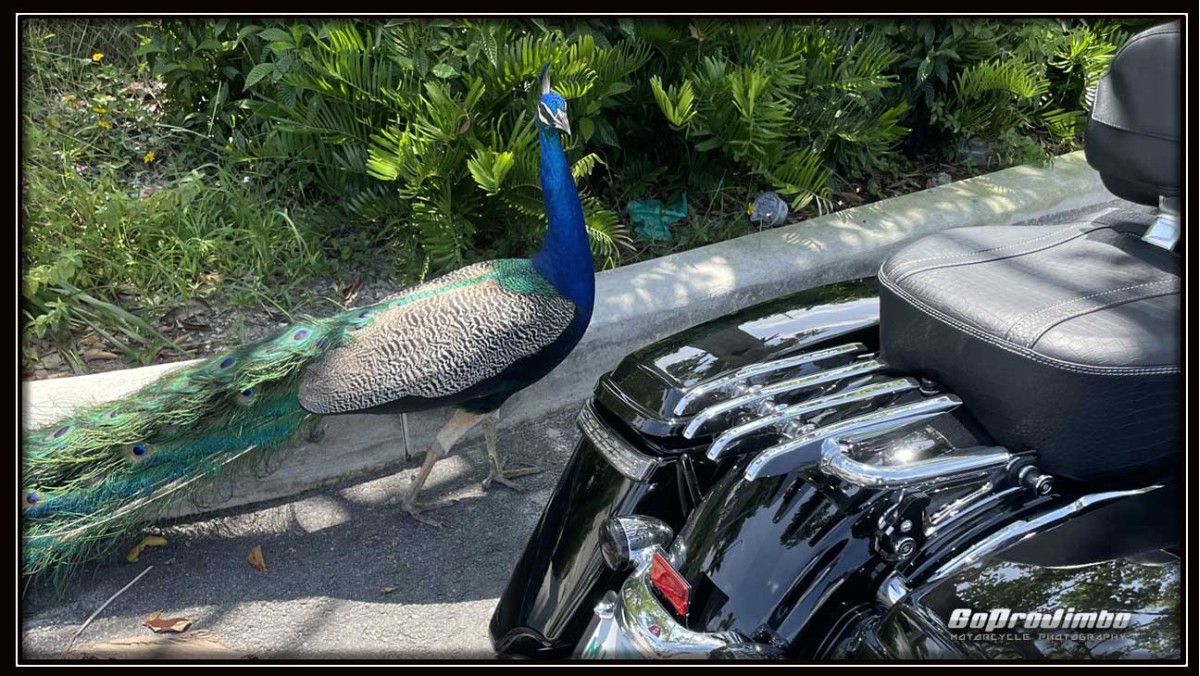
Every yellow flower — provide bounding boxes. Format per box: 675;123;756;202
143;150;155;164
91;52;104;63
93;106;107;114
97;119;112;129
224;144;234;153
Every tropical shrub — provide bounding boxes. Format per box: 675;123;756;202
22;17;1144;365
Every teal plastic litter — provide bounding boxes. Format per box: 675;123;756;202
626;193;687;241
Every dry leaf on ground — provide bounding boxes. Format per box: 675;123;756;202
143;612;193;634
125;535;168;563
247;545;267;572
379;586;397;595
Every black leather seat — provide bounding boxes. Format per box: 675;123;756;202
878;22;1181;486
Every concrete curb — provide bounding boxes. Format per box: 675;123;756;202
22;151;1115;516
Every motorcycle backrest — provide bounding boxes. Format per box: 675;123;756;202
1085;21;1181;207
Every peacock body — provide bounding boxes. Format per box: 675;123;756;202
22;64;593;580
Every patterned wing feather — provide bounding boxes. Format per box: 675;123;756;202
298;261;575;414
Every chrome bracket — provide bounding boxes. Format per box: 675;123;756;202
1142;196;1180;250
872;490;931;562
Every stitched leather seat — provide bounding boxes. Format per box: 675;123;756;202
878;21;1181;486
879;213;1180;485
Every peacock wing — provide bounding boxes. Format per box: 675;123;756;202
297;260;576;414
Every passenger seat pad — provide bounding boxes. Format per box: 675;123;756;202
878;211;1180;486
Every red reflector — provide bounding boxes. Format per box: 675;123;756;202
649;550;690;616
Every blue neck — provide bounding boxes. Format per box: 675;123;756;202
531;129;594;313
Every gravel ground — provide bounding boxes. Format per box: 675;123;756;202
20;408;582;661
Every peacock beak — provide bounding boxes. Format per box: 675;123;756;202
553;109;572;136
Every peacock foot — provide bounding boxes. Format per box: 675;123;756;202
481;464;544;493
401;497;459;528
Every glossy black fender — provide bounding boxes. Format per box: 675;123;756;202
489;434;683;657
489;280;882;657
668;465;1179;659
854;482;1181;659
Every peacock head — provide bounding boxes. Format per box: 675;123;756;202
535;62;571;136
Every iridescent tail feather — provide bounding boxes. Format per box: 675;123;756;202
20;306;373;583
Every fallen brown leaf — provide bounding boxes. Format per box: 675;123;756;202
247;545;267;573
341;278;364;304
379;586;398;595
143;612;193;634
76;631;248;660
83;349;120;361
126;535;169;563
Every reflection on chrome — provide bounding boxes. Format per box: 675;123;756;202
744;395;962;480
673;343;866;416
577;547;741;659
821;440;1012;489
705;377;920;458
689;360;887;442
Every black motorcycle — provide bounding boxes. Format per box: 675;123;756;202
489;22;1181;660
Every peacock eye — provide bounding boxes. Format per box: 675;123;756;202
292;329;309;341
126;443;153;462
52;425;71;439
25;492;40;505
219;356;235;369
236;387;256;406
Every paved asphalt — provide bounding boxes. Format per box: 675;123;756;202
21;407;582;660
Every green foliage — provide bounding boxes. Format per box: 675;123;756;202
22;17;1144;363
893;18;1140;167
646;21;907;211
136;17;1138;259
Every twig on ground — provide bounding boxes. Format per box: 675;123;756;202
62;565;155;656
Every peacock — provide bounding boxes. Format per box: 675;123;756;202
21;64;594;581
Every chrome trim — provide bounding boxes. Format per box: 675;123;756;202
603;516;675;570
744;395;961;480
614;560;741;657
877;572;909;608
672;343;866;416
689;359;886;442
925;486;1022;538
1143;197;1180;250
928;481;994;528
820;441;1012;489
924;485;1162;588
577;402;661;481
578;546;743;658
704;378;920;458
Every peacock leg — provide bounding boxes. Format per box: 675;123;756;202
401;408;484;527
481;410;545;492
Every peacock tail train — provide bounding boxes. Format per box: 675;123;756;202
20;259;566;583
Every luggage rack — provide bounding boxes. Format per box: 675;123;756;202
674;342;1034;490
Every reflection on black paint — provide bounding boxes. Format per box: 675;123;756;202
902;557;1181;659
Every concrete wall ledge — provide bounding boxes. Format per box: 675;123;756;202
22;151;1116;516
